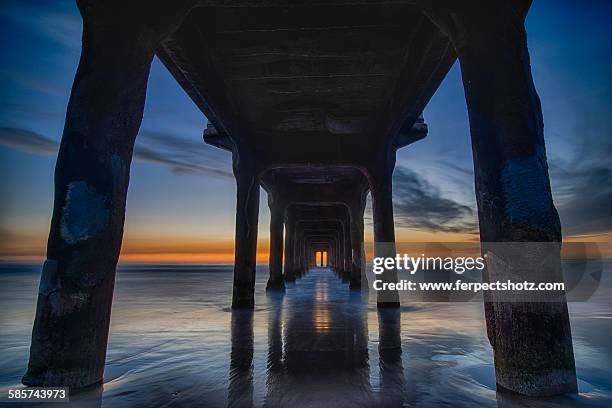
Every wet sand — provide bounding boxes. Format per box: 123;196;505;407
0;263;610;407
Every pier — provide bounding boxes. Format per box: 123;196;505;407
24;0;576;397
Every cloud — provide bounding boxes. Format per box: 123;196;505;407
558;167;612;235
135;130;232;178
545;82;612;237
0;1;82;50
392;166;478;233
1;70;67;96
551;148;612;236
390;151;612;237
0;127;57;155
0;103;65;121
0;126;232;178
0;227;43;258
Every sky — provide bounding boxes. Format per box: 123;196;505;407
0;0;611;263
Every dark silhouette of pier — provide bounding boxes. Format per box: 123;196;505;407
23;0;576;398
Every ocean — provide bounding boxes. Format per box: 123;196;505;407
0;262;611;407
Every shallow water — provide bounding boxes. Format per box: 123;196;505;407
0;262;611;407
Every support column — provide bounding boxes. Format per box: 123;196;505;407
350;190;368;289
424;2;576;396
299;227;307;276
308;244;314;268
369;159;400;308
291;223;303;279
343;218;352;277
311;243;318;268
23;13;156;388
267;195;285;290
337;222;346;277
299;227;309;275
232;151;260;309
305;234;312;272
284;214;296;282
333;234;348;272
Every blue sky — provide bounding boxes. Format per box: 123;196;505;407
0;0;610;261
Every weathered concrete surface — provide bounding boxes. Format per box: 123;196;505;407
22;8;155;390
422;0;577;396
22;0;202;389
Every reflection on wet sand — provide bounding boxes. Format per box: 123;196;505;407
378;308;405;407
229;310;255;408
229;268;405;407
2;264;610;407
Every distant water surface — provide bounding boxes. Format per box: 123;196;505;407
0;262;611;407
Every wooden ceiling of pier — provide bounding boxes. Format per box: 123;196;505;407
158;2;455;165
